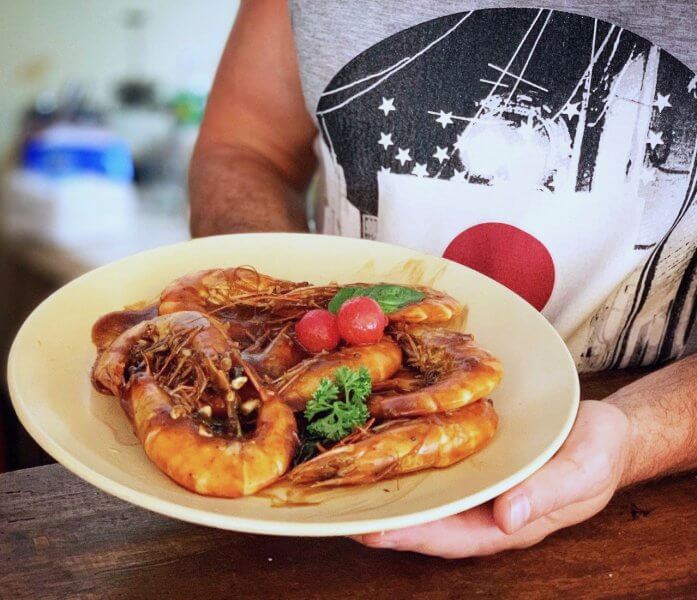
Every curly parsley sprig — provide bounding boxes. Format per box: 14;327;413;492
304;366;372;442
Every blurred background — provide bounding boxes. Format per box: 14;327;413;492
0;0;240;472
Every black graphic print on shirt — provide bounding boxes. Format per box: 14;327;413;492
314;8;697;372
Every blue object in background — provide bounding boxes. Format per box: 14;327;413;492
21;124;134;182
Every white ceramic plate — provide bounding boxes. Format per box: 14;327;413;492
8;233;579;536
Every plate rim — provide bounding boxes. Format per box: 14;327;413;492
7;232;580;537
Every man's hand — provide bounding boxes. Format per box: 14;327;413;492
354;354;697;558
354;401;629;558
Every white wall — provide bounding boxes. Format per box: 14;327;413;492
0;0;240;156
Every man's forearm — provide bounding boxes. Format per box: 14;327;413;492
606;353;697;487
189;144;309;237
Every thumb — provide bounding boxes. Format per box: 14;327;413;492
492;401;627;534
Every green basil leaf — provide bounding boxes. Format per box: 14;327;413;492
366;285;426;313
327;286;370;314
328;284;425;314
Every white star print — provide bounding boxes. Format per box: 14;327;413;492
432;146;449;163
434;110;454;128
378;97;396;116
379;166;392;174
378;132;393;150
647;130;664;151
395;148;412;165
560;102;581;119
653;93;672;113
640;168;656;185
450;169;468;181
411;163;428;177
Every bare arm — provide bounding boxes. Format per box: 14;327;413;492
610;353;697;486
189;0;317;237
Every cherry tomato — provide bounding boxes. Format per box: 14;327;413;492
337;296;388;346
295;309;340;353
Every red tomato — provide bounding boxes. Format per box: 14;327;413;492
337;296;388;346
295;309;340;353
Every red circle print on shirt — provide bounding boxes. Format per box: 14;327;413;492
443;223;555;311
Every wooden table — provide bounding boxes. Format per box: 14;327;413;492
1;372;696;599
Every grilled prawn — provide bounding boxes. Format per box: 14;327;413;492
160;267;337;322
367;325;503;419
287;399;498;487
272;338;403;411
92;311;297;497
158;266;341;348
158;266;305;314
